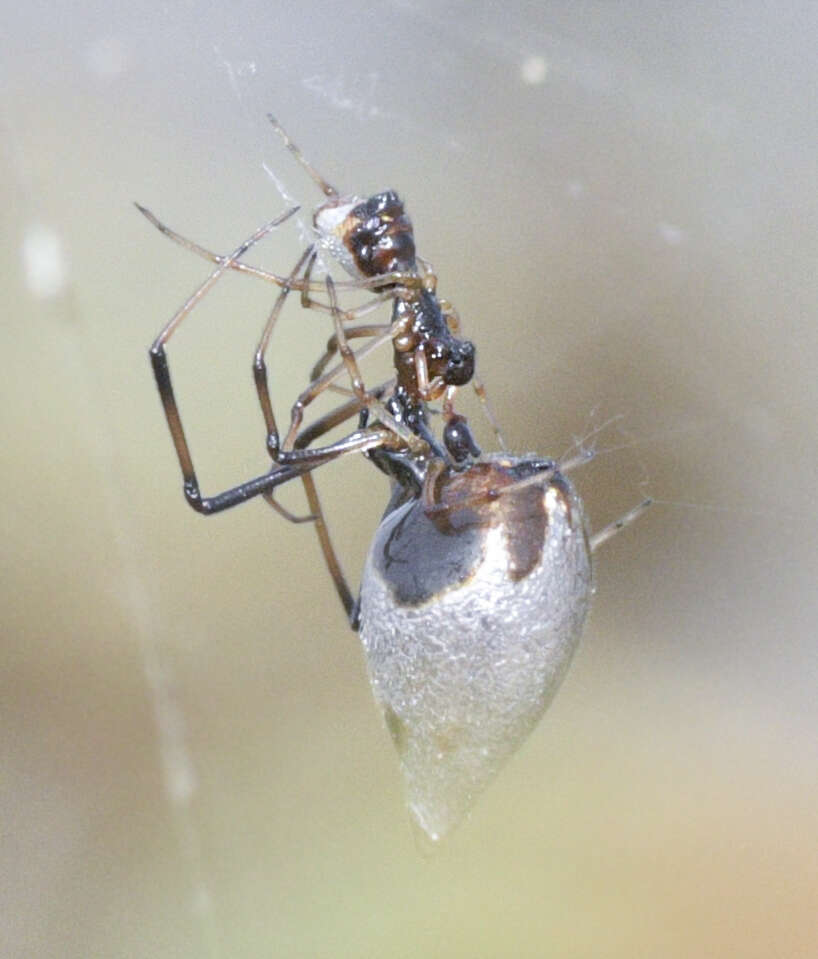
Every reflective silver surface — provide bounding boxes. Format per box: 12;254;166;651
360;459;591;840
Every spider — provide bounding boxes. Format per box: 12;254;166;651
138;120;651;839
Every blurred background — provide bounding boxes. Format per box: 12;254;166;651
2;1;817;956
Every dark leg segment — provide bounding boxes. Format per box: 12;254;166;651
148;210;298;511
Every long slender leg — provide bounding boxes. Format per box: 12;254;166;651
290;394;390;621
299;471;355;619
135;202;305;291
589;499;653;552
261;491;316;524
176;424;395;517
170;461;303;515
267;114;339;199
269;421;403;621
149;209;299;511
253;246;314;441
255;258;315;526
287;392;407;624
276;425;399;466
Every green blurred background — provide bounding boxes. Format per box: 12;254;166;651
2;2;816;956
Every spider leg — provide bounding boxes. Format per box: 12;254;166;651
589;499;653;552
285;389;412;624
169;422;395;519
267;113;339;199
261;492;317;524
267;407;403;621
135;202;304;290
148;208;299;511
299;470;355;617
253;245;315;443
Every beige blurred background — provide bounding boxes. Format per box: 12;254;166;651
2;2;817;956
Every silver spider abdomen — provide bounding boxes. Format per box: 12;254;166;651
358;455;593;841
